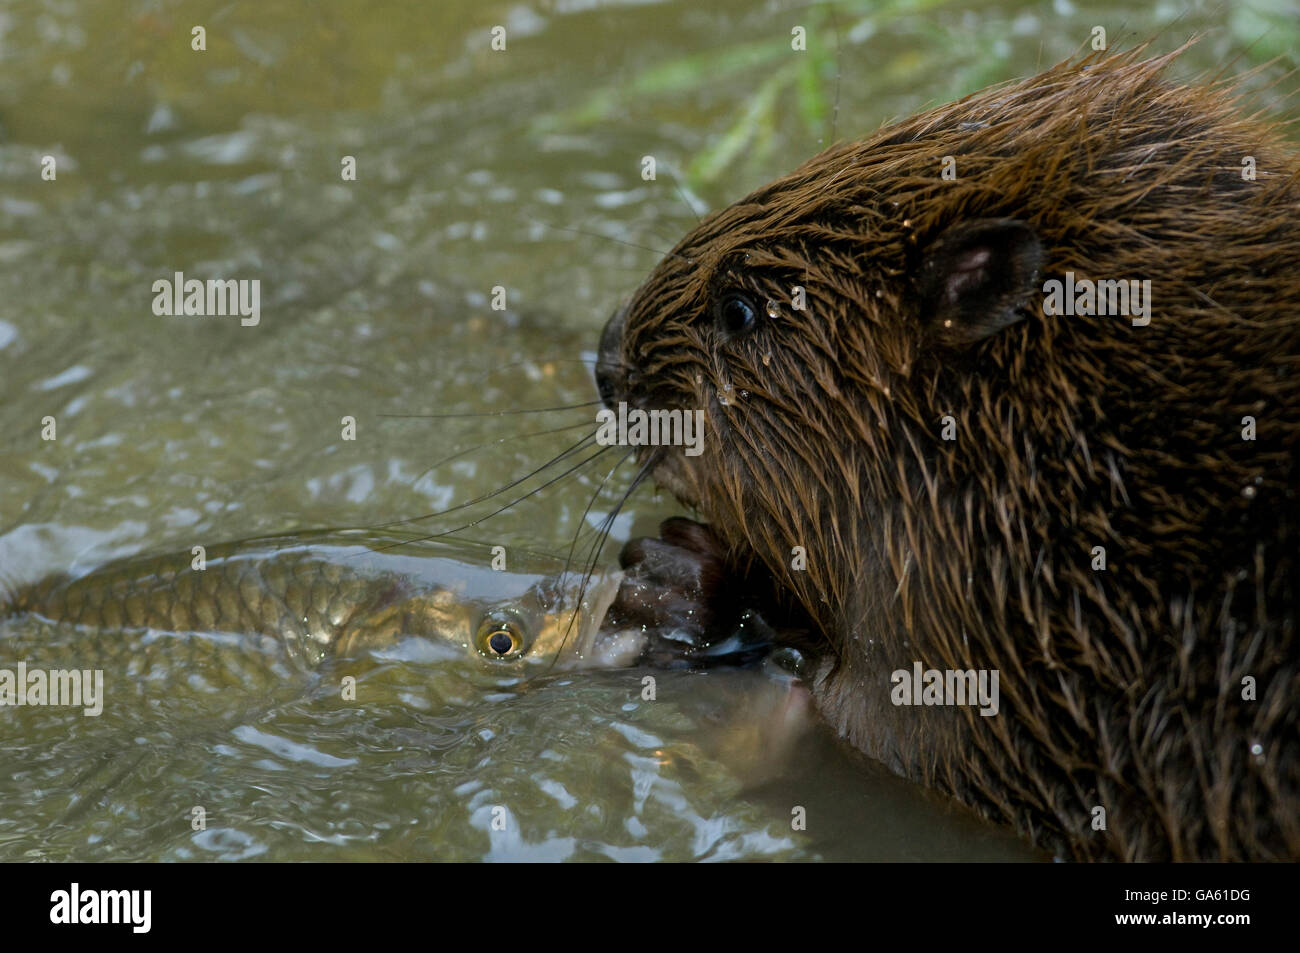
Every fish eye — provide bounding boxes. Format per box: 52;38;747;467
475;612;529;660
715;292;759;336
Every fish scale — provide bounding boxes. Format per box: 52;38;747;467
7;544;460;670
1;531;632;679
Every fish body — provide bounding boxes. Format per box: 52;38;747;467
2;530;634;673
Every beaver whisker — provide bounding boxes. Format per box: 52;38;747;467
523;215;694;266
572;449;658;598
559;448;637;590
546;447;639;671
428;443;618;536
376;399;602;419
408;420;594;488
547;450;658;675
672;179;703;224
362;448;622;561
369;430;601;533
484;356;602;374
355;439;613;557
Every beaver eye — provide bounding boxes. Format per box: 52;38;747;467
475;613;529;660
715;292;759;336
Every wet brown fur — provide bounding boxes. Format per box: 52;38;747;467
604;47;1300;860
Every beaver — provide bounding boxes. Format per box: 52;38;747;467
595;46;1300;861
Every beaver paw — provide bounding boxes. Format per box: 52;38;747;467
603;517;792;668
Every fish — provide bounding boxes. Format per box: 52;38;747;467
0;529;642;678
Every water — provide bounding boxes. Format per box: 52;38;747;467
2;0;1288;861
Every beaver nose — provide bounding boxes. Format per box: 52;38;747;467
595;305;627;409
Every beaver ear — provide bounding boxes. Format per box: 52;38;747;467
918;218;1042;346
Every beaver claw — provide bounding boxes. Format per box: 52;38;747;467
603;517;814;668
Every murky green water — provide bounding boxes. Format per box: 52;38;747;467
2;0;1290;861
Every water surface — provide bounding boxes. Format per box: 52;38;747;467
2;0;1288;861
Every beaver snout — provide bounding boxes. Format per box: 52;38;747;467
595;304;627;408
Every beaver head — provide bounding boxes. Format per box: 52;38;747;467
596;47;1300;860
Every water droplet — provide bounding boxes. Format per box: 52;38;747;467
766;299;781;318
1251;742;1264;756
718;382;734;406
1242;485;1257;499
762;353;772;367
766;646;807;677
875;289;884;299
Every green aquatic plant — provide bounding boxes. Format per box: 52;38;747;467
532;9;844;188
531;0;1039;188
534;0;1298;188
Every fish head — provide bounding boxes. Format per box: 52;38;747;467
472;566;643;670
342;563;640;670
